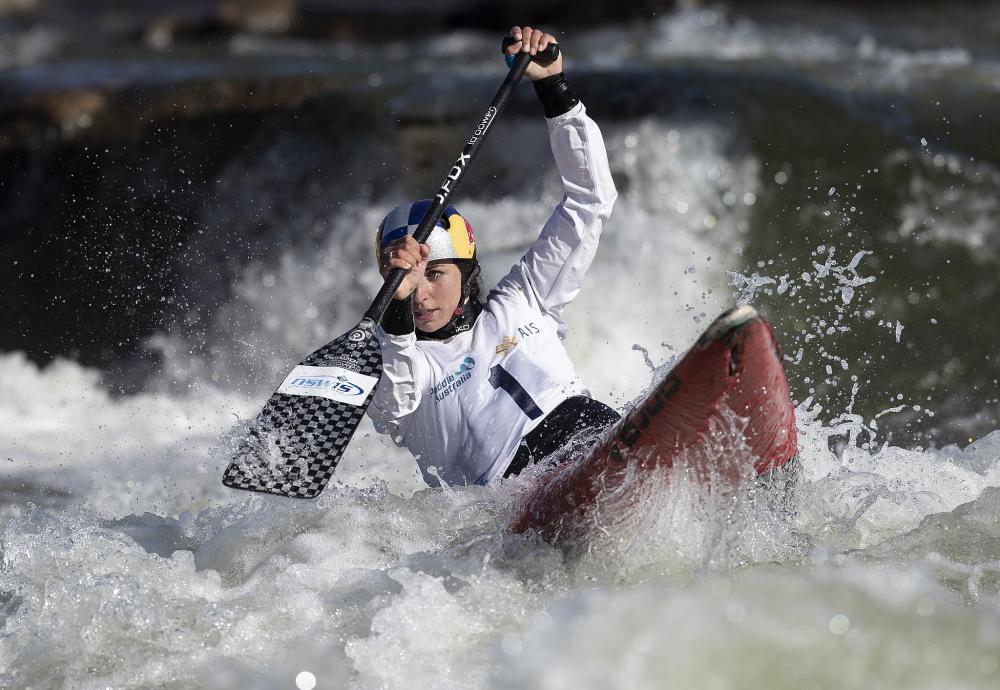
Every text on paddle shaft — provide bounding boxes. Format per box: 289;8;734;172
434;106;497;204
435;153;471;205
467;106;498;146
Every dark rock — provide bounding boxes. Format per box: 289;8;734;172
2;0;680;43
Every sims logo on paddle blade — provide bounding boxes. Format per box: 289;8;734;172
290;375;364;396
278;365;379;406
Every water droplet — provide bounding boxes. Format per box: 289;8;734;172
829;614;850;635
916;597;935;617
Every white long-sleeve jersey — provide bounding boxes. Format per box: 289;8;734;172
368;102;617;486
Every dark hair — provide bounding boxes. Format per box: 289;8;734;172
454;258;484;306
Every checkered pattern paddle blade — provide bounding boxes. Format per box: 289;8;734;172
222;319;383;499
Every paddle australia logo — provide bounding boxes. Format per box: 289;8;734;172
278;365;379;406
431;356;476;402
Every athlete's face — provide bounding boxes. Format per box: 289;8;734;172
413;260;463;333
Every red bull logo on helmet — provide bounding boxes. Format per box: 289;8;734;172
376;199;475;264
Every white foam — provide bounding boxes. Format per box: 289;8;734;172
494;562;1000;690
648;6;844;63
0;351;241;471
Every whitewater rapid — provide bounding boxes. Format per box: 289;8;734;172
3;5;1000;689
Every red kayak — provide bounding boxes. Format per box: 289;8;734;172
509;305;797;540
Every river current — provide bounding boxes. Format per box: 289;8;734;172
2;5;1000;689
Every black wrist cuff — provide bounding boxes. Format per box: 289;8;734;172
533;73;579;118
381;294;414;335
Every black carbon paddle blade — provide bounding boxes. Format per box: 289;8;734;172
222;318;383;499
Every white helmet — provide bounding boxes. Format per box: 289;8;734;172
375;199;476;264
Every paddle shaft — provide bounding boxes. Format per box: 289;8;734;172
364;45;556;323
